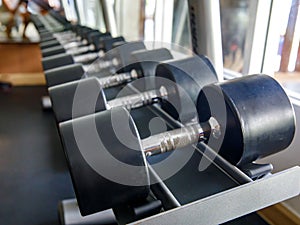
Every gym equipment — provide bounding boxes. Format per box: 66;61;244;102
41;33;116;58
49;56;217;123
59;74;295;216
43;41;149;86
41;37;136;71
40;31;99;50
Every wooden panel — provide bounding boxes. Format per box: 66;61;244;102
0;41;45;86
259;203;300;225
0;42;43;73
0;73;45;86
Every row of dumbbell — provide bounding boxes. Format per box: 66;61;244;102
35;15;296;219
45;50;295;218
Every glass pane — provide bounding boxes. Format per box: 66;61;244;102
61;0;78;22
273;0;300;94
220;0;250;73
171;0;191;49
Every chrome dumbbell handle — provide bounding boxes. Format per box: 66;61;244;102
63;39;88;49
66;44;96;55
96;70;139;88
107;86;168;110
84;58;119;73
142;123;204;156
73;51;105;64
142;117;221;156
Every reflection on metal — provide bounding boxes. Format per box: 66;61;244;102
59;199;116;225
154;0;174;44
243;0;272;75
114;0;141;41
130;167;300;225
100;0;118;36
187;0;224;81
173;0;189;46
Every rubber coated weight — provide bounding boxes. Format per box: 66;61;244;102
40;39;61;49
42;53;74;71
50;77;107;122
155;55;218;122
42;45;66;57
45;64;85;87
197;74;295;166
59;107;149;216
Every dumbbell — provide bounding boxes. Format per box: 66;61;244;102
45;25;90;42
38;24;77;43
41;28;112;57
40;29;102;50
49;55;218;123
42;36;127;71
39;25;91;43
59;74;295;216
41;31;114;58
43;41;148;84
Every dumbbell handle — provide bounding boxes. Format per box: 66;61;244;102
66;44;96;55
142;117;221;156
73;51;105;64
142;123;205;156
83;58;119;73
107;86;168;110
97;70;139;88
63;39;89;50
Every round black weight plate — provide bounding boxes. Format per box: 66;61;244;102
42;45;66;58
49;77;107;123
42;53;74;71
197;74;295;166
59;107;149;216
45;63;84;87
156;55;218;123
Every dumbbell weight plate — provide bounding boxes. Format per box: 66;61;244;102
197;74;295;166
50;77;108;122
42;53;74;71
156;55;218;122
45;64;85;87
59;107;150;216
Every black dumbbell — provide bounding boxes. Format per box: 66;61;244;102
49;55;218;123
39;27;85;48
40;30;100;50
59;74;295;216
43;41;148;84
41;31;114;58
39;25;92;43
41;36;129;71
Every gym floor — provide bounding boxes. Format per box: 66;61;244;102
0;86;269;225
0;86;74;225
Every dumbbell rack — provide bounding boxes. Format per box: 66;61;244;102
59;83;300;225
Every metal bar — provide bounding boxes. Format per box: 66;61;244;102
142;124;204;156
243;0;272;75
100;0;118;36
97;70;138;88
187;0;224;81
148;166;181;210
129;166;300;225
107;86;168;110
